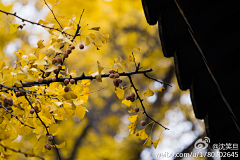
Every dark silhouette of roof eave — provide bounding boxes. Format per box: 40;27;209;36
141;0;240;124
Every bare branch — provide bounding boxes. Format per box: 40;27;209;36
143;73;172;87
43;0;63;30
0;9;73;37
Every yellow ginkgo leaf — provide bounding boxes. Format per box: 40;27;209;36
128;123;137;134
153;138;161;149
54;0;60;6
97;61;104;74
0;61;5;71
143;136;153;146
85;37;90;46
117;56;127;70
115;87;125;99
45;64;58;73
9;23;19;34
38;19;49;25
88;33;96;39
55;142;65;148
154;87;165;92
76;106;86;120
33;59;47;66
37;40;45;49
136;129;149;140
100;33;109;43
18;126;32;135
128;55;135;62
39;52;46;59
49;124;58;135
143;88;154;97
122;99;134;107
96;61;104;82
128;115;138;123
14;50;25;60
89;26;100;31
128;109;135;113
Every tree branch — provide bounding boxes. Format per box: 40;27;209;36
24;95;62;160
18;68;153;87
43;0;63;30
0;104;35;129
0;143;44;160
127;75;169;130
0;9;73;37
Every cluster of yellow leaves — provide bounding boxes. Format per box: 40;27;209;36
0;16;105;157
127;115;162;149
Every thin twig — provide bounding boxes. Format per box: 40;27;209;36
128;75;169;130
71;9;84;42
143;73;172;87
0;9;73;37
43;0;63;30
80;88;104;96
24;95;62;160
0;143;44;160
0;104;35;129
78;9;85;24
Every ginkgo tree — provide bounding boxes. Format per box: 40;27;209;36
0;1;170;160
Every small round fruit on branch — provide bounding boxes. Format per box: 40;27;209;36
109;69;114;74
47;135;53;141
130;93;135;98
64;86;69;92
117;79;122;83
70;79;75;84
70;45;75;50
113;79;119;87
44;143;51;150
64;79;69;85
19;91;25;96
57;64;62;70
140;120;147;126
52;58;57;64
54;69;59;74
134;107;139;112
57;57;62;63
114;73;119;78
33;105;39;112
79;43;84;50
52;77;57;82
109;73;114;78
130;97;135;102
7;98;13;106
45;72;51;77
3;101;8;107
38;77;44;83
63;52;68;58
126;95;131;100
15;92;21;97
66;48;72;54
30;108;35;114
